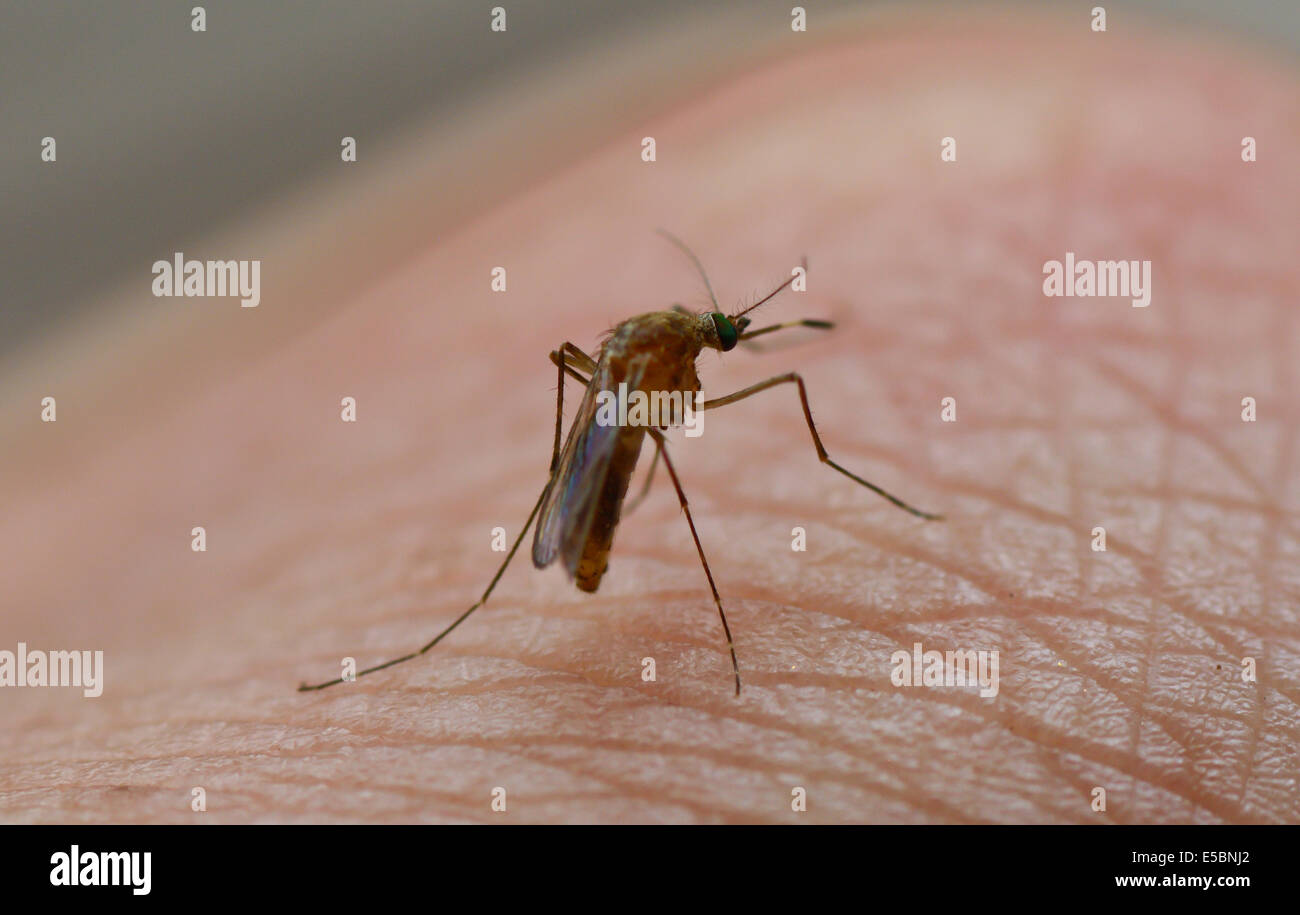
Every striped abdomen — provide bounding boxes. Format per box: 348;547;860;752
574;427;645;592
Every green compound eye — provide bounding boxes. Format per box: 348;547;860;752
713;313;739;351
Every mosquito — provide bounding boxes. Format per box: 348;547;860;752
299;231;942;696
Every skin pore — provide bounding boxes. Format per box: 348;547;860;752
2;11;1297;823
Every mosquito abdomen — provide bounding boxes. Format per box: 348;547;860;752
575;428;644;592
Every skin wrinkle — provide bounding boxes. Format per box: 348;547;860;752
2;15;1299;824
1241;286;1297;810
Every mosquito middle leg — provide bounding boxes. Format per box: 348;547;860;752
646;428;742;696
623;443;659;514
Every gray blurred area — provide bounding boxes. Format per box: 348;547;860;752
1;0;1296;359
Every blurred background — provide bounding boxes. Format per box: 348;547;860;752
3;0;1299;364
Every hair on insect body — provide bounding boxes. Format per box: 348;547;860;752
300;230;943;696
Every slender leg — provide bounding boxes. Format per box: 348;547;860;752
549;344;568;472
624;443;659;514
646;428;743;696
553;360;589;387
740;318;834;342
548;342;596;464
551;341;597;375
703;373;944;521
298;342;583;691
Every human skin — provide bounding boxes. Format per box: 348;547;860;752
2;11;1298;823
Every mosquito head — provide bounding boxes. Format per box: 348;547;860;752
701;312;750;352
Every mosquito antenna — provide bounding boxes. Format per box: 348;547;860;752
656;229;720;312
731;256;808;321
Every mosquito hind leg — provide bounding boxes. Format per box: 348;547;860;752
297;342;584;691
551;342;596;376
646;429;742;696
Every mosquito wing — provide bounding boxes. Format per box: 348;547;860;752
533;356;646;577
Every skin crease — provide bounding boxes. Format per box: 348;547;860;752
2;13;1299;824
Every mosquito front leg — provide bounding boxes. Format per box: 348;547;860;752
739;319;834;341
738;318;834;353
646;429;742;696
703;373;943;521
